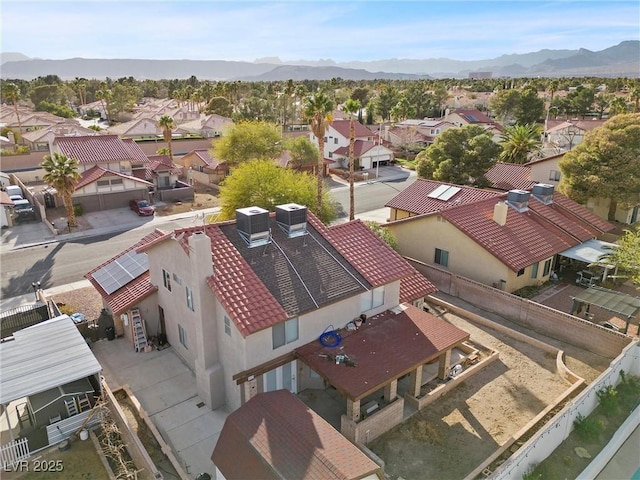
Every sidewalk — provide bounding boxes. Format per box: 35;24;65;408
0;205;221;253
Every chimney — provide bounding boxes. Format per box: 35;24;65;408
506;190;530;213
189;230;214;278
276;203;308;238
236;206;271;247
493;201;508;226
532;184;555;205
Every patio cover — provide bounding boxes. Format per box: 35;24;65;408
295;305;469;401
0;315;102;405
559;239;617;266
571;286;640;320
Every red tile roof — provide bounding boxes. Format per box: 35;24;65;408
484;162;537;191
386;178;500;215
330;119;374;139
546;193;614;234
185;149;228;170
55;135;149;165
211;390;382;480
74;165;152;190
295;305;469;400
146;155;183;175
525;152;565;166
400;272;438;303
327;219;424;287
85;230;165;314
332;139;377;157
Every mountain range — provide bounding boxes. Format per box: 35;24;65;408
1;41;638;81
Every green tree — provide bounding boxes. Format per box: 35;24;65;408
218;159;336;224
609;96;629;116
489;89;521;124
157;115;175;161
364;221;398;251
515;88;545;125
304;92;334;216
205;96;233;117
596;228;640;287
499;124;542;164
559;113;640;221
42;153;80;227
416;125;501;187
344;98;360;221
283;136;318;170
375;83;399;122
1;82;23;141
212;121;282;165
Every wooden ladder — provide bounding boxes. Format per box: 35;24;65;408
64;398;78;417
131;308;148;352
77;394;91;412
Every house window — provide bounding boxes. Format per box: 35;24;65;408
334;138;338;144
328;151;333;158
224;316;231;336
434;248;449;267
360;286;385;312
272;318;299;349
172;273;183;285
162;269;172;291
543;259;552;276
531;262;539;279
178;325;187;349
186;286;194;311
517;268;525;277
324;136;328;142
549;170;561;181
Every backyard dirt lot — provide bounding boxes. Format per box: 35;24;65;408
369;308;611;480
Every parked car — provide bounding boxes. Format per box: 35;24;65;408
10;195;24;202
5;185;23;197
129;199;155;216
12;199;37;221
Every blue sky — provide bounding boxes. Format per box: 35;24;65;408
2;1;638;62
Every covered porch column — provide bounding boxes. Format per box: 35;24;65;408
346;398;361;422
438;349;452;380
384;379;398;402
408;364;423;398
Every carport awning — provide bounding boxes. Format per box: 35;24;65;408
560;239;617;266
571;286;640;319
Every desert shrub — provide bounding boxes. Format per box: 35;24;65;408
596;385;619;416
73;203;84;216
522;465;543;480
573;413;604;440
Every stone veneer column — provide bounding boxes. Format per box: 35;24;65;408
409;365;423;397
384;379;398;402
347;398;361;421
438;349;452;380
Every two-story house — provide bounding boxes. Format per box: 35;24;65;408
87;206;473;443
310;119;394;171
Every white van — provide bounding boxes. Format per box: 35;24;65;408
5;185;23;198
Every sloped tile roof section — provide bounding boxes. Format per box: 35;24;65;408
295;305;469;400
400;272;438;303
333;139;377;157
549;193;615;233
485;162;537;191
441;195;585;272
211;390;381;480
85;230;165;314
327;219;419;287
75;165;152;190
55;135;148;164
219;216;369;321
330;119;374;139
386;178;500;215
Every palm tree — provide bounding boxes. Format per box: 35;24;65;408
304;92;333;214
1;82;23;142
344;98;360;221
42;153;80;227
158;115;175;161
499;124;542;164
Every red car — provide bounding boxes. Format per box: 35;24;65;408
129;199;155;216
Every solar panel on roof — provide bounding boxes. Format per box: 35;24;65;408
438;186;461;201
427;184;450;199
92;250;149;294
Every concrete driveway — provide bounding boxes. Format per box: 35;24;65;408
91;337;229;479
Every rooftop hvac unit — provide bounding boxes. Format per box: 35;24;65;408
532;184;555;205
236;206;270;247
506;190;530;212
276;203;308;238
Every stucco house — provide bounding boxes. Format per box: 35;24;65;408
21;122;100;151
176;113;233;137
386;183;615;293
52;135;189;211
86;206;475;443
177;149;229;185
543;119;606;151
310;119;394;171
442;108;504;141
106;117;163;140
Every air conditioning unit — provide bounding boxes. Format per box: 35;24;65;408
506;190;530;212
532;184;555;205
236;207;270;247
276;203;308;238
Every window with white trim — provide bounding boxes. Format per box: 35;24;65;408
162;269;172;291
360;286;385;312
224;316;231;336
543;259;552;276
178;325;187;349
531;262;539;279
549;170;561;181
435;248;449;267
186;286;194;311
272;318;299;349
